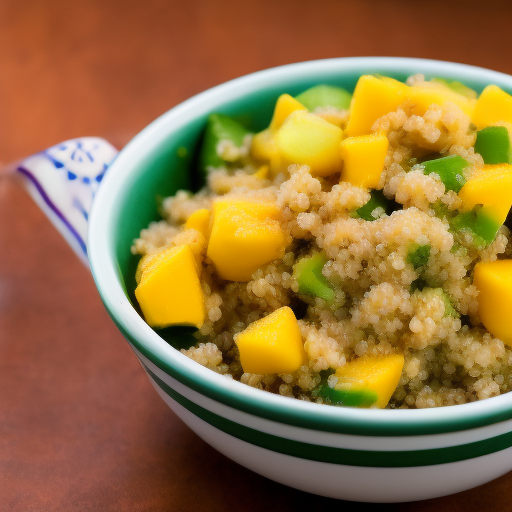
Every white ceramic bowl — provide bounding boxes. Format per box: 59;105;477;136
86;58;512;503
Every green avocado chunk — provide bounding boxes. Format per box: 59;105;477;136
320;385;378;407
356;190;396;221
295;84;352;111
450;207;501;246
422;155;469;193
440;290;458;318
407;244;431;269
199;113;252;173
474;126;511;165
293;253;335;302
315;370;378;407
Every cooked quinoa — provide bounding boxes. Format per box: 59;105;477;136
132;75;512;409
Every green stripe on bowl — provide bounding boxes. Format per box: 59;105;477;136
145;365;512;468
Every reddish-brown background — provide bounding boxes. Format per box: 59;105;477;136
1;1;512;510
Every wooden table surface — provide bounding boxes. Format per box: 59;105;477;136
1;1;512;510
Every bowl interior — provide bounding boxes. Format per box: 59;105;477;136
90;57;512;435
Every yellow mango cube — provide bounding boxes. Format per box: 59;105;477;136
135;245;205;328
474;260;512;347
458;164;512;225
275;111;343;176
251;129;283;175
407;81;476;117
207;199;285;281
253;165;269;180
251;128;276;162
472;85;512;129
334;353;405;408
185;208;211;238
346;75;409;137
269;94;307;131
339;133;388;188
234;306;305;374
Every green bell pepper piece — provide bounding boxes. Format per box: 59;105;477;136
407;244;431;269
356;190;396;221
199;113;251;173
295;85;352;111
314;370;378;407
422;155;469;193
450;207;501;246
293;253;335;302
474;126;511;165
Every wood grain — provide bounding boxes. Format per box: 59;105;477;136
1;1;512;510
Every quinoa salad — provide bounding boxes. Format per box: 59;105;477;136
132;74;512;409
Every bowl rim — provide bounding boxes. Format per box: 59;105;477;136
89;56;512;437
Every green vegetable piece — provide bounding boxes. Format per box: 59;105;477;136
314;369;378;407
431;78;477;99
356;190;390;220
422;155;469;193
320;384;378;407
295;85;352;112
293;253;335;302
410;278;427;293
199;113;251;172
440;291;458;318
474;126;511;165
450;207;500;245
407;244;431;269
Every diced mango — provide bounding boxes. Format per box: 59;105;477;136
234;306;305;374
472;85;512;129
185;209;211;238
269;94;307;131
135;245;205;328
474;260;512;347
431;78;477;99
339;133;388;188
334;353;405;408
253;165;269;180
251;129;284;175
459;164;512;225
275;111;343;176
207;199;285;281
346;75;409;137
407;80;476;117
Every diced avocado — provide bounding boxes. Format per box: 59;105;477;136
199;113;252;173
293;253;335;302
421;155;469;192
450;207;500;246
474;126;511;165
356;190;397;220
320;384;378;407
295;84;352;112
440;290;458;318
407;244;431;269
431;78;477;100
314;369;378;407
